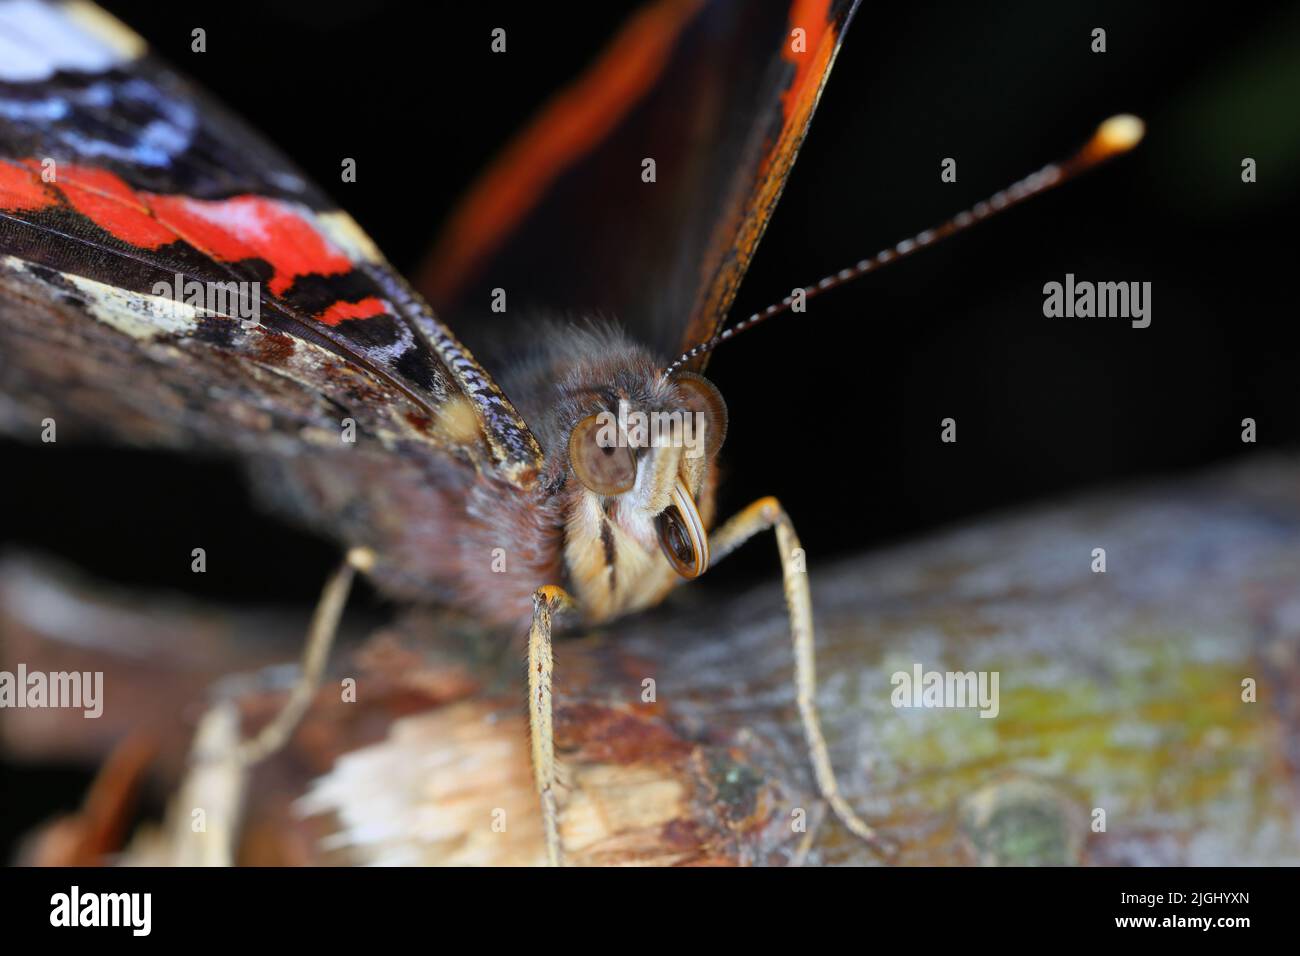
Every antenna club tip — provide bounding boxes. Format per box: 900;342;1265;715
1093;114;1145;156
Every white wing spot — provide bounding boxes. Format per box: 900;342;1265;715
6;255;198;340
0;0;142;82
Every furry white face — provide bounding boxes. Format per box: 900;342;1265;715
562;373;726;620
608;441;700;554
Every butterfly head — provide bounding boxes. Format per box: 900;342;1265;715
559;361;727;603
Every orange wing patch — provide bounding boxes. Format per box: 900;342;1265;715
420;0;704;305
1;159;357;298
781;0;837;125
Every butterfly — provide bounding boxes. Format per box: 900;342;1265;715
0;0;1139;865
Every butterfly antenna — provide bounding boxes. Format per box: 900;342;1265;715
666;114;1145;376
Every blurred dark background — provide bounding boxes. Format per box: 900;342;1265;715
3;0;1299;855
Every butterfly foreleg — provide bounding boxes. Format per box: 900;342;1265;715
527;584;574;867
234;547;374;766
708;497;886;852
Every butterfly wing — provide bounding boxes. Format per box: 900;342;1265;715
416;0;860;364
0;0;541;488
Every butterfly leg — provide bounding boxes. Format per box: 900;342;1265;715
527;584;574;867
235;547;374;765
708;497;886;851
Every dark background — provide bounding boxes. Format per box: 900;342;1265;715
3;0;1299;855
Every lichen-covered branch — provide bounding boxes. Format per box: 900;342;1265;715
7;458;1300;865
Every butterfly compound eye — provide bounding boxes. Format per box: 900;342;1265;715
656;480;708;578
569;413;637;495
672;372;727;459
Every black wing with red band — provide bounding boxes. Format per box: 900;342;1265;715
418;0;860;366
0;0;541;486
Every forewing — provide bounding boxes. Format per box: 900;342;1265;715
416;0;860;364
0;0;542;486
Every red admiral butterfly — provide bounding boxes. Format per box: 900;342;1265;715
0;0;1139;864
